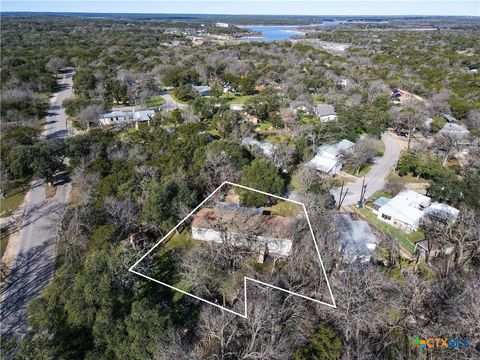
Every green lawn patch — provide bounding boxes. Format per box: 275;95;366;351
343;164;372;177
356;207;416;255
146;95;166;107
222;93;253;104
264;201;300;217
387;171;431;185
258;121;273;131
1;184;29;217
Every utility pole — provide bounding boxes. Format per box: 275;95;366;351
358;176;367;208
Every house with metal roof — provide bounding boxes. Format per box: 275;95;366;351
377;190;431;232
99;109;155;127
305;139;355;176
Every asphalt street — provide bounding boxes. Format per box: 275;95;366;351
332;132;401;206
1;70;74;336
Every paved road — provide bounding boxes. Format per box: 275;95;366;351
332;132;401;206
1;70;74;336
159;92;189;111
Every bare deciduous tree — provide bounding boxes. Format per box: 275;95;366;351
341;137;379;175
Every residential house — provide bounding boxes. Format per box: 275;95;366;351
439;123;470;139
305;139;355;176
377;190;431;232
191;204;295;259
99;110;134;126
216;22;229;28
314;104;338;122
99;109;155;127
334;214;379;263
242;138;275;158
193;85;212;97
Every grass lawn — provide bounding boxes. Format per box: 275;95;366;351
258;121;273;131
164;231;195;252
222;93;253;104
356;207;416;255
1;184;29;217
264;201;301;217
169;93;189;105
387;171;431;185
343;164;372;177
146;95;166;107
370;191;394;202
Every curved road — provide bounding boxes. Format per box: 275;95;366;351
332;132;401;206
1;70;74;336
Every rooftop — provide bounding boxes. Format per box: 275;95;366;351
334;214;378;263
424;202;459;223
315;104;336;116
192;207;295;240
378;190;431;227
440;123;470;136
372;196;391;208
305;154;340;173
317;139;355;158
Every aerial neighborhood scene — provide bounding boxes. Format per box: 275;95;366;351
0;0;479;358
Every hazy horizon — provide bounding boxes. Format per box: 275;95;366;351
2;1;479;17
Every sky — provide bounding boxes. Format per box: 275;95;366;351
1;0;479;16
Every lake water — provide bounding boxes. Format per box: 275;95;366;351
239;21;340;42
239;25;305;42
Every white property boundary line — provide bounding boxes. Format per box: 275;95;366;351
129;181;337;318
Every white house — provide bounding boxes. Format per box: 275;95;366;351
377;190;431;232
193;85;211;97
315;104;338;122
305;139;355;176
99;109;155;127
216;22;229;28
99;110;133;126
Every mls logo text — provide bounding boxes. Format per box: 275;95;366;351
412;337;469;350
